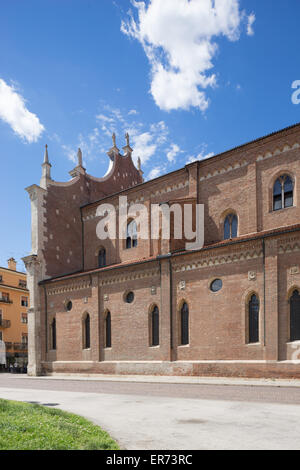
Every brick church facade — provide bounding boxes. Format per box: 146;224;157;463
23;123;300;378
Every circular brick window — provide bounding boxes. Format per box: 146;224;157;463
66;301;73;311
125;292;134;304
210;279;223;293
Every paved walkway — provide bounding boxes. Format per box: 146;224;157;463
24;373;300;388
1;374;300;450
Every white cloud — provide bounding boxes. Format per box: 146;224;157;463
128;109;139;115
167;143;181;162
186;150;214;164
127;119;169;165
62;144;77;164
62;103;214;177
121;0;254;111
62;104;180;171
148;165;165;180
247;13;256;36
96;114;115;123
131;132;157;164
0;78;44;143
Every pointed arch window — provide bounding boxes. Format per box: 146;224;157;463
290;290;300;342
84;314;90;349
105;312;111;348
273;175;294;211
98;248;106;268
151;306;159;347
224;214;238;240
180;303;189;346
51;318;56;350
126;220;138;249
249;294;259;344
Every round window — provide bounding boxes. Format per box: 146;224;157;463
125;292;134;304
210;279;223;293
66;301;73;311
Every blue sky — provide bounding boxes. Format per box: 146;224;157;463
0;0;300;271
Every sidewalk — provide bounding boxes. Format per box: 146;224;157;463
11;373;300;388
1;385;300;450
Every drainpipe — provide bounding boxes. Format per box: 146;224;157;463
157;254;173;359
262;239;266;347
80;208;85;271
43;285;48;354
169;258;173;353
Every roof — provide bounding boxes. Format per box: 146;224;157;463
81;121;300;210
0;266;27;276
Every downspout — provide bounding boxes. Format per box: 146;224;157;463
158;254;173;358
197;161;200;205
169;258;173;353
80;208;85;271
262;239;266;347
43;285;48;355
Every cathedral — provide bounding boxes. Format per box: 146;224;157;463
23;123;300;378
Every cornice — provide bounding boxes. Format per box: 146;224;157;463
0;284;29;293
99;268;160;287
173;247;263;273
47;279;92;296
199;141;300;182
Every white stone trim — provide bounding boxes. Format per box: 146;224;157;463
173;249;263;273
198;141;300;183
47;280;92;295
257;142;300;162
99;269;160;286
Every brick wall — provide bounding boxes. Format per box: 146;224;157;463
33;123;300;378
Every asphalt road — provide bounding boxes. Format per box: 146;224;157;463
0;374;300;450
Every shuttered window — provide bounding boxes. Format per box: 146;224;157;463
224;214;238;240
249;295;259;344
106;312;111;348
98;249;106;268
51;319;56;350
151;306;159;347
181;303;189;346
84;314;90;349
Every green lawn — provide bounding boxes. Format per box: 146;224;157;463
0;399;119;450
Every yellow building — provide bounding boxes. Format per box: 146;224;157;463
0;258;29;368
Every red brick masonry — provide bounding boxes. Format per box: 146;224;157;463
25;124;300;378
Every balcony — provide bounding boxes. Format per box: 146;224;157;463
13;343;28;351
0;319;11;328
5;342;12;350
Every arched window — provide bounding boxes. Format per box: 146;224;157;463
180;303;189;346
105;311;111;348
273;175;294;211
151;306;159;347
51;318;56;350
126;220;138;249
249;294;259;344
98;248;106;268
290;290;300;342
224;214;238;240
84;314;90;349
